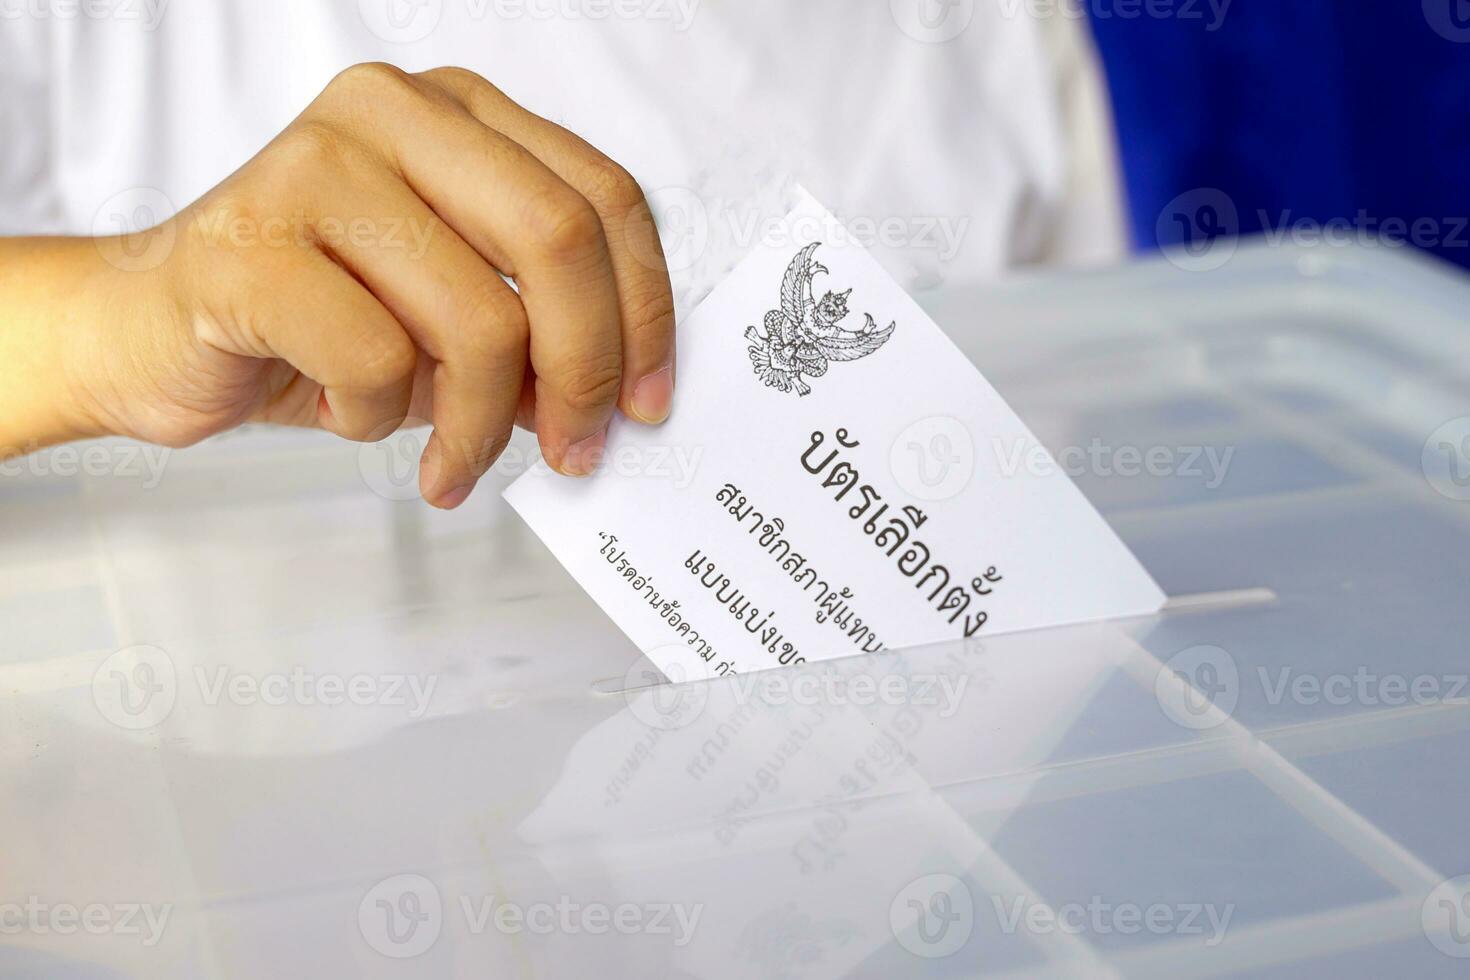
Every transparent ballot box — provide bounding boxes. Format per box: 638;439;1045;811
2;241;1469;978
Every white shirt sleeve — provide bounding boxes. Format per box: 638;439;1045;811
0;1;1126;289
0;16;65;234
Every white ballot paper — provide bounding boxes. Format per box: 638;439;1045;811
505;189;1165;682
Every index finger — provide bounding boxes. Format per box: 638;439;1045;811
420;68;677;426
311;64;626;475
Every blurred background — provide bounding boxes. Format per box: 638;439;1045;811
5;5;1470;978
1095;1;1470;273
3;1;1464;305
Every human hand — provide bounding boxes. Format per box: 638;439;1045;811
50;63;676;508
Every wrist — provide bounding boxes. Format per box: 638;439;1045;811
0;236;173;452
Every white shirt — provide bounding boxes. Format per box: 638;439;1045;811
0;0;1125;307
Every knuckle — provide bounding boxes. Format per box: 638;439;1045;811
277;120;357;173
454;280;528;358
580;157;645;213
356;332;417;390
553;354;622;413
341;415;395;443
461;428;512;475
623;288;676;347
330;62;418;99
417;65;491;95
524;191;606;259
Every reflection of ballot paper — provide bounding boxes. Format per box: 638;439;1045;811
505;189;1164;681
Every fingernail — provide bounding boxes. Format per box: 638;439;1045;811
630;366;674;425
562;428;607;477
433;482;475;510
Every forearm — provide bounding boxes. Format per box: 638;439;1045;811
0;237;124;453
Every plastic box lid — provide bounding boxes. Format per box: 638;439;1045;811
2;241;1469;978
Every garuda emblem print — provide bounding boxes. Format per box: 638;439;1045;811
745;243;896;396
